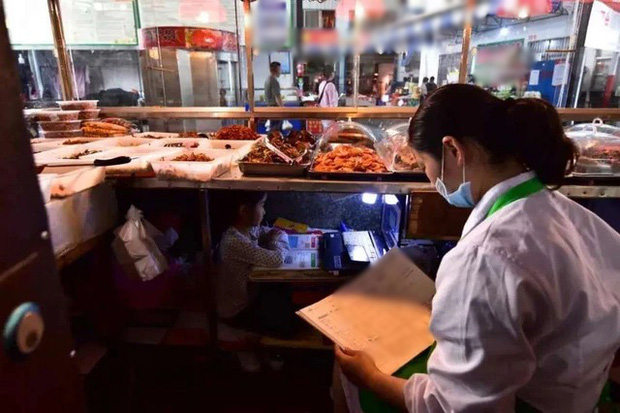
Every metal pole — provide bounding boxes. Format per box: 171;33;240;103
234;0;244;106
47;0;76;100
458;0;474;84
243;0;255;114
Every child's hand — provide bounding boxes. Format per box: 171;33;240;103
267;228;285;242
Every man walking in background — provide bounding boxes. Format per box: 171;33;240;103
264;61;282;131
426;76;438;94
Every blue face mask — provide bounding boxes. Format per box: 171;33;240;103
435;147;475;208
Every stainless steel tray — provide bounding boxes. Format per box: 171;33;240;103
238;162;308;177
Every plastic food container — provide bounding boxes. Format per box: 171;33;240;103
151;149;233;181
309;121;392;179
376;122;422;174
39;129;83;139
38;120;83;132
566;119;620;176
34;110;80;122
57;100;98;110
78;109;101;120
37;174;57;203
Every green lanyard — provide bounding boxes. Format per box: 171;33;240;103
486;177;546;218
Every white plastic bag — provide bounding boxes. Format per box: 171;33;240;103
112;205;168;281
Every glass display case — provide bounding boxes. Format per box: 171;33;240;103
566;119;620;176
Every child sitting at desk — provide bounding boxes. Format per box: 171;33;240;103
217;191;291;370
217;191;289;323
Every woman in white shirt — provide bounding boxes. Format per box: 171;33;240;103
318;65;339;131
336;84;620;412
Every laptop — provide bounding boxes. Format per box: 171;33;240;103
321;202;402;271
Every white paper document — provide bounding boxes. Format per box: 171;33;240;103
281;234;321;270
297;248;436;374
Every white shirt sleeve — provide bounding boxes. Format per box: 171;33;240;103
405;245;540;412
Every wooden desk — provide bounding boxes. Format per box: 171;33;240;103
249;268;351;283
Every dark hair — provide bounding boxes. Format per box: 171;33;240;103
423;77;429;83
430;76;435;82
323;64;334;79
270;61;281;72
409;84;577;187
210;191;266;248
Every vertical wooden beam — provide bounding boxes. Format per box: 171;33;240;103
47;0;76;100
458;0;475;84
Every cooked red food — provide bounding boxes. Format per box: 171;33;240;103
172;153;213;162
215;125;259;141
179;131;199;138
312;145;388;173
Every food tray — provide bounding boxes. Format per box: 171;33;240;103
46;166;105;198
133;131;180;139
57;100;98;110
238;162;308;177
150;138;202;149
200;139;257;151
151;149;233;181
84;146;178;175
37;174;57;203
38;120;83;132
307;170;394;181
32;110;80;122
84;136;154;148
31;139;64;153
39;129;83;139
31;137;103;153
33;142;111;165
78;109;101;120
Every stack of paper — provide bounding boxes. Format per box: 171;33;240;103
297;248;436;374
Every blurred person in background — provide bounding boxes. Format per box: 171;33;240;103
318;65;338;130
265;61;283;131
426;76;438;94
420;77;429;104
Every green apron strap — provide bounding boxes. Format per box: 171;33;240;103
486;177;545;218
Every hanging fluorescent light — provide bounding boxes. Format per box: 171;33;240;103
384;195;399;205
362;193;378;204
500;27;509;36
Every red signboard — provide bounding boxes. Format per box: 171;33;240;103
140;27;238;52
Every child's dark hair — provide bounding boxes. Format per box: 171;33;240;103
409;84;577;187
210;191;266;248
230;190;266;214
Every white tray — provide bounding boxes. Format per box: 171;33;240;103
37;174;57;203
81;146;178;175
150;149;233;181
85;136;155;148
34;143;112;166
31;138;104;154
133;131;180;139
39;166;106;199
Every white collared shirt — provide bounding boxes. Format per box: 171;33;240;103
405;173;620;412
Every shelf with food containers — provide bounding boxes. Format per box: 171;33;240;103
26;105;620;196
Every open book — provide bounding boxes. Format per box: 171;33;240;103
280;234;321;270
297;248;436;374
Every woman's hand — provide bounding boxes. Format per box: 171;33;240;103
335;346;409;411
335;346;381;389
